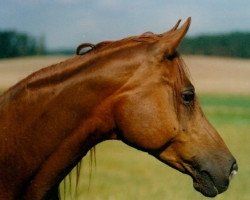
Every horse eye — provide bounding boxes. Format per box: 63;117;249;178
181;90;195;105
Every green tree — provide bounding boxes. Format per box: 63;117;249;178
0;30;46;58
180;32;250;58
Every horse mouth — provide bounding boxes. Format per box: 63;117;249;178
192;170;227;197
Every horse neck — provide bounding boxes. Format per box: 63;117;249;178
3;55;130;144
0;53;141;198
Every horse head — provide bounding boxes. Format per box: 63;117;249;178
112;18;237;197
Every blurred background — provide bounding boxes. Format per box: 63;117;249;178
0;0;249;199
1;0;250;57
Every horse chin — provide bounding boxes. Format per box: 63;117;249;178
192;171;219;197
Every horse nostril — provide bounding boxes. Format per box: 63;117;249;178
231;162;238;172
231;162;238;171
229;162;238;181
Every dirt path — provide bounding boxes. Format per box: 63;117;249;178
0;55;249;95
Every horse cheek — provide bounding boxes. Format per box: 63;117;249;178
114;97;170;149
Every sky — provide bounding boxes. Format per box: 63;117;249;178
0;0;249;49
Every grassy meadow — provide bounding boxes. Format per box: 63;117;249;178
60;94;250;200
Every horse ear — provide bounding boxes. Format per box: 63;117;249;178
155;17;191;56
163;19;182;34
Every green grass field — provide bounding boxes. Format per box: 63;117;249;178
59;94;250;200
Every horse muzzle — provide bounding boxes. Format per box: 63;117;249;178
192;158;238;197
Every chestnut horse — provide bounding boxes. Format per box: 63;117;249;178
0;18;237;199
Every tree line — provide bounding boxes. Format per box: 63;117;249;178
180;32;250;58
0;30;250;59
0;30;45;58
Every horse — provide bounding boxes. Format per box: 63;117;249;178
0;17;237;199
